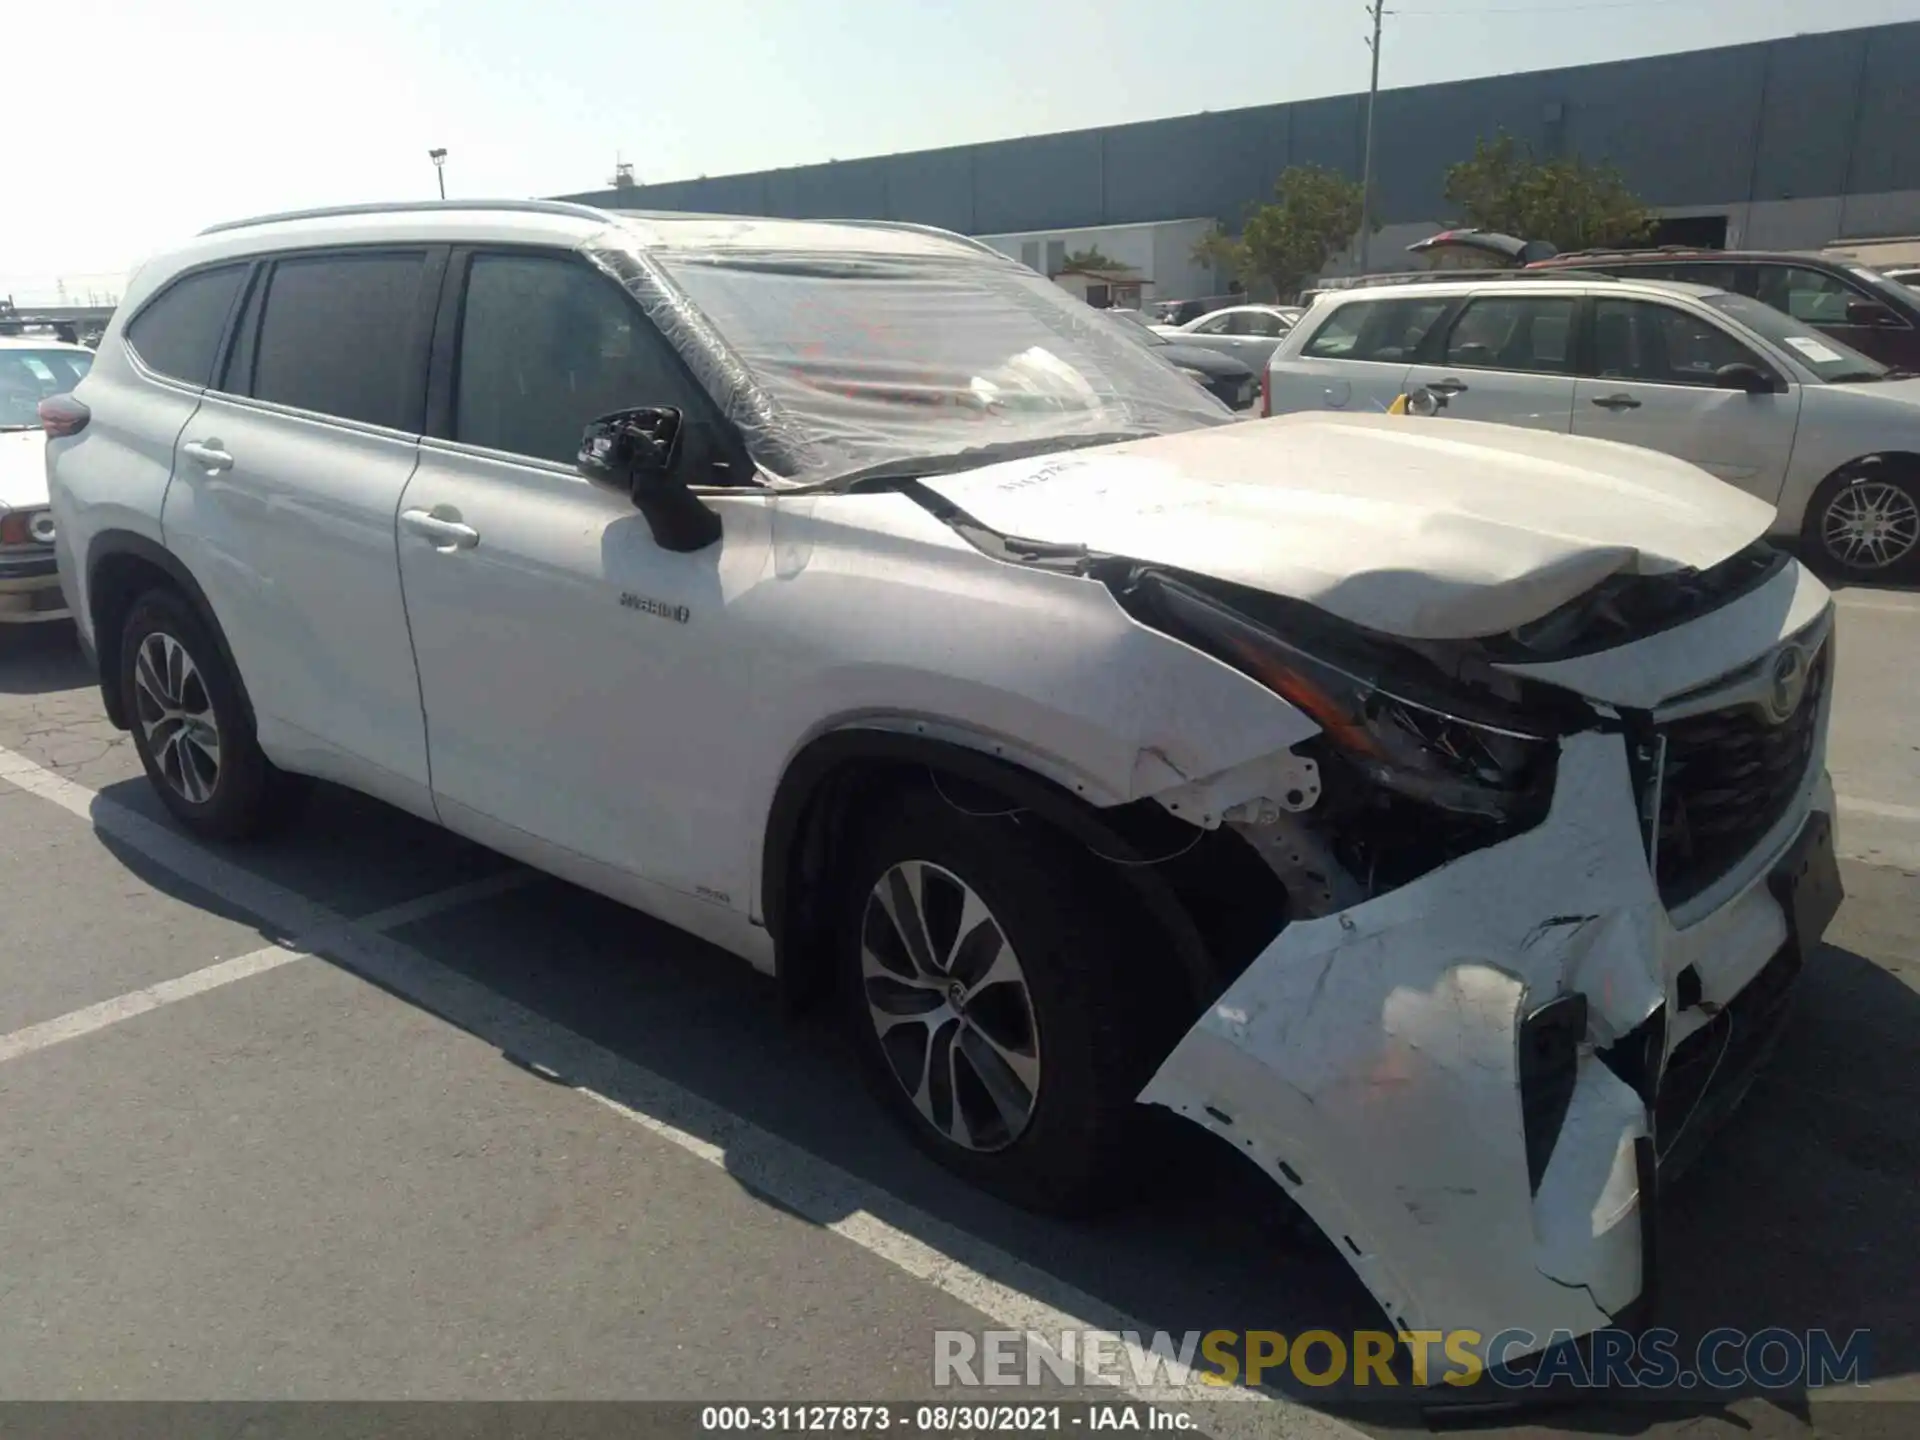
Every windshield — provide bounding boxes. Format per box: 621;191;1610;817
646;247;1230;487
0;348;92;430
1845;264;1920;309
1704;293;1890;382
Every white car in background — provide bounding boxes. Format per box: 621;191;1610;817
1156;303;1302;368
48;200;1839;1374
1;336;94;626
1263;274;1920;581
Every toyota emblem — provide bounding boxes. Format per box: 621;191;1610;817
1764;643;1809;724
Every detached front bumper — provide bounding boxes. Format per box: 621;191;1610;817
0;551;70;624
1140;725;1840;1364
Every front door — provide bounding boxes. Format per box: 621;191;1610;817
396;248;774;903
1401;293;1579;432
1571;297;1801;502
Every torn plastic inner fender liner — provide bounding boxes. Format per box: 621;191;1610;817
1141;729;1678;1361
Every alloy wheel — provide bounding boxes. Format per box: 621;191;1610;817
1822;479;1920;571
860;861;1041;1152
133;632;222;803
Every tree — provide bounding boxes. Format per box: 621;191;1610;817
1062;246;1126;273
1443;133;1656;254
1191;166;1369;300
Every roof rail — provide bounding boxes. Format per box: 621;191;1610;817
1551;245;1705;259
826;218;1013;260
1322;267;1620;290
198;198;615;236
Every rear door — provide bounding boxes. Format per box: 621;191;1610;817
161;247;442;810
1570;296;1801;501
1401;292;1580;431
1265;294;1452;415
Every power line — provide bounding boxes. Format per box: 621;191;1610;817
1396;0;1731;14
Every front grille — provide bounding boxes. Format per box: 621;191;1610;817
1648;638;1828;908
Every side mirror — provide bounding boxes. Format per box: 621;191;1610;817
577;407;721;553
1714;362;1777;394
1846;299;1898;328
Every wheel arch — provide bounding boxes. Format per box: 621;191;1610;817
762;727;1230;1017
85;530;256;734
1799;449;1920;528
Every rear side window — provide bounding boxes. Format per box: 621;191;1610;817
1302;297;1452;362
251;253;427;429
125;266;247;385
453;252;713;466
1441;296;1576;373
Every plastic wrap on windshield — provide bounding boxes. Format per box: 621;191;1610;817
586;226;1231;490
584;236;822;480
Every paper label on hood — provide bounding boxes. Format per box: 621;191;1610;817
1785;336;1845;364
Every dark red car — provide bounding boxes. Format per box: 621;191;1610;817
1525;247;1920;370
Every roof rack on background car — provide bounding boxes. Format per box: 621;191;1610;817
1318;267;1621;291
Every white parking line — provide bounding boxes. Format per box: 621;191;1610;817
0;872;534;1067
1834;590;1920;615
1839;795;1920;825
0;746;1363;1434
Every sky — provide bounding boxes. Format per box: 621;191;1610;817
8;0;1920;303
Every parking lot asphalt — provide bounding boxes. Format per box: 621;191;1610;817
1;582;1916;1440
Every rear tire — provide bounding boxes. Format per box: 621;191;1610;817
835;781;1173;1215
1804;464;1920;583
120;587;305;841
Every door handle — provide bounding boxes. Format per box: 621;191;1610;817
1425;378;1470;396
181;439;233;472
1590;393;1642;411
400;507;480;551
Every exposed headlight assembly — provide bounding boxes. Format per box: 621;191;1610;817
1143;574;1558;822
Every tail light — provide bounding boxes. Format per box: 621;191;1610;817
1260;364;1271;417
38;394;89;438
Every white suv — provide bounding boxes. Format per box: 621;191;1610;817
1264;273;1920;581
47;200;1842;1370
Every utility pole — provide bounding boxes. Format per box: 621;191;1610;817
1358;0;1386;274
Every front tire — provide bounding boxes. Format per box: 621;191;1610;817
1806;464;1920;582
836;782;1171;1215
120;587;301;841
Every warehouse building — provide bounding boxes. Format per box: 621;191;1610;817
555;20;1920;304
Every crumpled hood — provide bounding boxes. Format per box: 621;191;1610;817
921;412;1777;639
0;429;50;511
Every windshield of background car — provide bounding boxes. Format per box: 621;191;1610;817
1844;264;1920;311
0;348;93;429
1703;292;1889;381
645;246;1231;486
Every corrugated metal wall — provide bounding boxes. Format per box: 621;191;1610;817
557;21;1920;235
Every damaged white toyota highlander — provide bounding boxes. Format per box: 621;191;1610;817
46;201;1841;1372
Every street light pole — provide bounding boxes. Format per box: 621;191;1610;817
1358;1;1385;274
428;148;448;199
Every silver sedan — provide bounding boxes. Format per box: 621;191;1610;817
1157;304;1303;368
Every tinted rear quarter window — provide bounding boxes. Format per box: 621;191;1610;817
251;253;427;429
125;266;247;385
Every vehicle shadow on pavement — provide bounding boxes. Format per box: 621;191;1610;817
0;623;91;696
73;773;1920;1432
